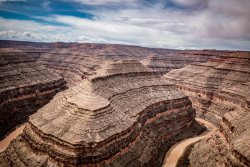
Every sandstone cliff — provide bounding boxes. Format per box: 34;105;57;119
0;49;66;140
0;60;199;167
145;50;234;74
1;40;237;87
1;40;249;167
164;52;250;167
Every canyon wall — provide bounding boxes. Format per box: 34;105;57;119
164;52;250;166
36;49;103;86
23;43;174;87
0;60;201;167
0;49;66;140
1;40;236;86
145;50;233;73
1;40;249;167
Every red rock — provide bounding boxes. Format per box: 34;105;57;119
0;49;66;140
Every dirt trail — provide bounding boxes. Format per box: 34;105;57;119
163;118;217;167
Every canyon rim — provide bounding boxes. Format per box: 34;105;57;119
0;0;250;167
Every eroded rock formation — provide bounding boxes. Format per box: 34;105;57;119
145;50;233;74
0;60;198;166
1;40;249;167
1;40;237;86
0;49;66;140
36;49;104;86
164;52;250;167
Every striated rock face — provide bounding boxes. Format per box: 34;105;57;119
0;49;66;140
34;49;234;87
36;49;104;86
38;49;238;86
27;44;174;87
1;40;249;167
0;60;196;166
145;50;234;74
164;52;250;167
2;40;238;87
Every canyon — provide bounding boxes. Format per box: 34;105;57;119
0;48;66;140
0;40;249;167
165;52;250;166
163;118;218;167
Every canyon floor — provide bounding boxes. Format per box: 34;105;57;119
0;40;249;167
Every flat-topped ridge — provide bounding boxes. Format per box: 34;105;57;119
164;53;250;166
89;59;152;80
0;59;196;166
29;60;179;143
67;91;110;111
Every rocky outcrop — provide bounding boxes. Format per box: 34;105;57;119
164;52;250;166
0;60;198;166
1;40;249;166
28;44;173;86
32;46;245;86
145;50;233;74
1;40;241;87
32;48;235;87
36;49;103;86
0;49;66;140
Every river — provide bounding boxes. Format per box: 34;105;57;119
0;124;25;153
162;118;217;167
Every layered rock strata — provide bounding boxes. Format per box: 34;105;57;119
0;60;197;167
164;52;250;166
0;49;66;140
36;49;103;86
1;40;238;85
145;50;233;74
33;48;234;86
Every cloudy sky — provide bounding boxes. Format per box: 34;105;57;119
0;0;249;50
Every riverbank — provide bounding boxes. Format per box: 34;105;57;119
0;124;25;153
163;118;217;167
0;118;211;164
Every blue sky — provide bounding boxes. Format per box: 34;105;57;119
0;0;249;50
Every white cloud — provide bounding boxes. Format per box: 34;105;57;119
90;1;250;40
0;0;249;50
0;30;45;41
0;16;187;48
0;18;70;42
38;14;187;46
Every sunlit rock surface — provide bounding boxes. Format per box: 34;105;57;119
0;60;197;166
0;49;66;140
0;40;249;167
165;52;250;167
